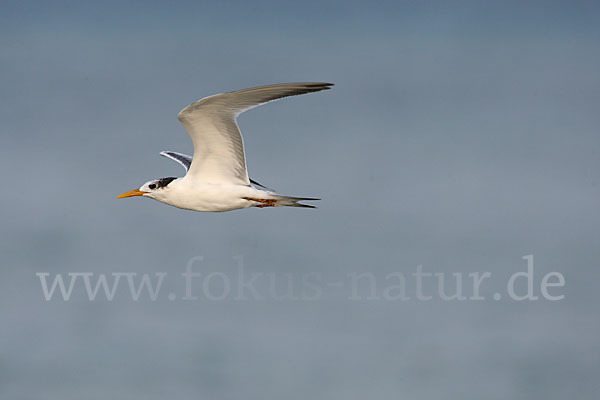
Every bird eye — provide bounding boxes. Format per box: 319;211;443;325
149;184;156;190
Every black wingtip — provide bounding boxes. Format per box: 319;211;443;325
308;82;334;89
250;178;274;191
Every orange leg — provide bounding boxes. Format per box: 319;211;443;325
244;197;277;208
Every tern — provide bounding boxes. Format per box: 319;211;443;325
117;82;332;212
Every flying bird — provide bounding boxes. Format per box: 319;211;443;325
117;82;332;212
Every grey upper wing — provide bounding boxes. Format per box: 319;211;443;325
160;151;192;172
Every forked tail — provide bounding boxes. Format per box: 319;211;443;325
244;195;320;208
273;195;320;208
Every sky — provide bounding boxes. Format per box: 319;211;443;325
1;1;600;399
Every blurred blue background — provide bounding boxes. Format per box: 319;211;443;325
1;1;599;399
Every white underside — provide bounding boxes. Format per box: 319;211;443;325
126;83;330;212
144;177;273;212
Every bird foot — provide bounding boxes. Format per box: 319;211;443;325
244;197;277;208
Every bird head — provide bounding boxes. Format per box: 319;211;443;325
117;177;177;200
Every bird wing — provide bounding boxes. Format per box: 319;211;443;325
177;82;333;185
160;151;192;172
160;150;271;189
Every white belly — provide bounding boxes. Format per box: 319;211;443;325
152;180;268;212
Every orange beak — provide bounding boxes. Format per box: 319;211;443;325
116;188;146;199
